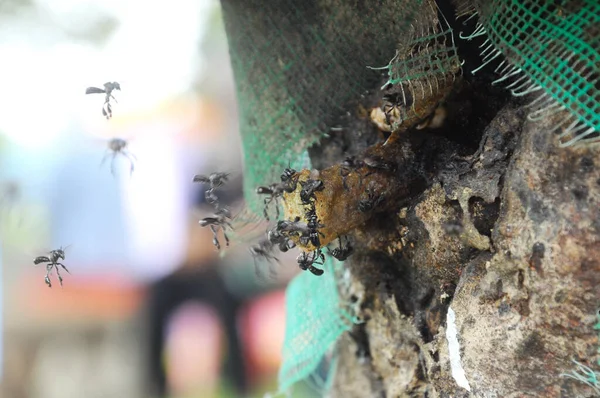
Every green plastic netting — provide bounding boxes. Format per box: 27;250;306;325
276;257;356;394
458;0;600;147
220;0;432;217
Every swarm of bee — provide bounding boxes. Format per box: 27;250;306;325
251;166;360;277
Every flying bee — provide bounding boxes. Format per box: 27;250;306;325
249;238;280;280
299;179;324;205
193;172;230;190
329;236;354;261
297;249;325;276
340;156;365;190
101;138;137;177
358;182;386;213
256;183;285;220
193;172;231;208
199;208;233;250
85;81;121;119
33;246;71;288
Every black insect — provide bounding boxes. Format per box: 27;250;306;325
101;138;137;176
299;179;324;204
329;236;354;261
363;155;397;176
267;227;296;253
193;172;230;206
193;172;230;189
297;249;325;276
199;208;233;250
305;212;325;247
276;217;309;235
280;167;299;193
340;156;365;190
249;238;280;279
33;247;70;288
358;182;385;213
85;82;121;119
381;90;413;126
256;183;285;220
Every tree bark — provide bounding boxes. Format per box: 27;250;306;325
320;94;600;397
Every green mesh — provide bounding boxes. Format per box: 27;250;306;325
220;0;432;216
276;257;357;393
384;1;461;87
460;0;600;147
559;311;600;393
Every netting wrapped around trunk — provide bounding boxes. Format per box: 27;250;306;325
220;0;428;216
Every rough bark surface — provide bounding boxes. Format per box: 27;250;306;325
312;81;600;396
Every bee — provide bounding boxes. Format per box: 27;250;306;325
329;236;354;261
193;172;230;190
297;250;325;276
101;138;137;177
199;208;233;250
340;156;365;190
249;238;281;280
256;183;286;220
280;168;299;192
193;172;231;207
267;227;296;252
363;155;397;175
299;179;324;205
85;82;121;119
33;246;71;288
358;182;386;213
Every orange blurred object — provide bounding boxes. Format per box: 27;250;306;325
14;270;145;323
239;289;286;384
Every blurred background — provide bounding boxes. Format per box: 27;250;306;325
0;0;313;397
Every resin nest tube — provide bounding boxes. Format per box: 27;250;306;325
281;137;425;252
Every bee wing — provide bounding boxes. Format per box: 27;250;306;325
192;175;210;184
199;205;269;258
85;87;106;95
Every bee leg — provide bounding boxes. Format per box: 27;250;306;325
262;198;271;221
57;263;70;274
223;230;230;247
122;152;136;176
110;154;118;177
45;263;53;288
54;265;64;287
209;225;221;250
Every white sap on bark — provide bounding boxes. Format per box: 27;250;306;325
446;307;471;391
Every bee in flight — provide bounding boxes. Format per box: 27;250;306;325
101;138;137;177
33;246;71;288
85;82;121;119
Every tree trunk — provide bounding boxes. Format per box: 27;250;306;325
318;90;600;397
